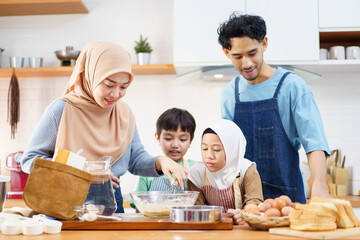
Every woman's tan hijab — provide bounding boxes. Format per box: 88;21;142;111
55;42;135;164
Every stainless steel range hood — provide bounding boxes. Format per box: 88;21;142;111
176;64;322;82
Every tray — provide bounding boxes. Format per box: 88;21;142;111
61;213;233;230
270;227;360;239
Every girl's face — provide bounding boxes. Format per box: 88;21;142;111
93;72;130;108
156;126;192;163
201;133;226;172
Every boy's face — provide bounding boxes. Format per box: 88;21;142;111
156;126;192;163
222;36;268;84
201;133;226;172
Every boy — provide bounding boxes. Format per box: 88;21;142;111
130;108;197;209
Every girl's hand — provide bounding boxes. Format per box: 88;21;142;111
155;156;187;190
111;173;120;189
226;209;245;225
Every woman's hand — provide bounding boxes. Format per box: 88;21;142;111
111;173;120;189
155;156;187;190
226;209;245;225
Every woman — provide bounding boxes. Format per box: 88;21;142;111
21;42;187;213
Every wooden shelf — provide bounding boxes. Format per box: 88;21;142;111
0;0;88;16
320;31;360;49
0;64;176;78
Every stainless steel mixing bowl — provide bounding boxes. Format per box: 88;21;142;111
170;206;223;223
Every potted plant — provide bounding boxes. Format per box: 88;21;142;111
134;35;153;65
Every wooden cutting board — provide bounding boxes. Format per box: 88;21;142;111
61;213;233;230
269;227;360;239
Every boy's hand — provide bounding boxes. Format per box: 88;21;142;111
111;172;120;189
155;156;187;190
226;209;245;225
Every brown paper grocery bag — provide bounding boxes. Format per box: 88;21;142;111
23;157;93;220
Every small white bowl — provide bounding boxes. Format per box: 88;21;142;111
1;220;22;235
21;219;43;235
43;220;62;234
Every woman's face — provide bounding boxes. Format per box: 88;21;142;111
201;133;226;172
93;72;130;108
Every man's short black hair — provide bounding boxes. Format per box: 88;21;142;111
156;108;196;141
218;12;267;50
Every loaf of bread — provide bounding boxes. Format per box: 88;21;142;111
289;197;360;231
310;197;360;228
289;203;337;231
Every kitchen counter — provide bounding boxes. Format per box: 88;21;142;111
3;198;360;239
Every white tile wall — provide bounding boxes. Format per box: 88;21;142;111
0;0;359;197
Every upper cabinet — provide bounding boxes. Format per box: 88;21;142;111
246;0;319;63
319;0;360;29
0;0;88;16
173;0;245;66
174;0;319;66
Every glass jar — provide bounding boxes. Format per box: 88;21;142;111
83;156;117;216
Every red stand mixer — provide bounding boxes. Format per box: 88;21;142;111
5;151;29;198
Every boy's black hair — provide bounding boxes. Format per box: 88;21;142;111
218;12;267;50
156;108;196;141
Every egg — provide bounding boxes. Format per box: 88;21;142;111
273;198;286;210
259;202;272;212
244;203;259;212
281;206;294;216
264;208;281;217
264;198;274;206
246;208;261;216
279;195;292;206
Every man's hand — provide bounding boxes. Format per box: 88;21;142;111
308;150;332;199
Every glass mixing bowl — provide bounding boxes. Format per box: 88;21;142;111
130;191;199;218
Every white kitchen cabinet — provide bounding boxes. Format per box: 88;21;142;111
319;0;360;30
173;0;245;66
246;0;319;62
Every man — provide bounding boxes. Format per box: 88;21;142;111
219;13;331;203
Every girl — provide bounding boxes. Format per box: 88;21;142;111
21;42;186;213
188;119;263;224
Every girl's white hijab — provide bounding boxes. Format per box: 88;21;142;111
189;119;254;189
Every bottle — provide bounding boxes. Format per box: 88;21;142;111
83;156;117;216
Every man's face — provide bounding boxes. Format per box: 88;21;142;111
223;36;268;83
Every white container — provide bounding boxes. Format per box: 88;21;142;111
329;46;345;60
1;220;22;235
43;220;62;234
319;48;328;60
21;220;43;235
346;46;360;60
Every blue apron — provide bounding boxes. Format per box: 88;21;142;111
233;72;306;203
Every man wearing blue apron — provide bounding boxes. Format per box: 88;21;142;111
218;13;331;203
